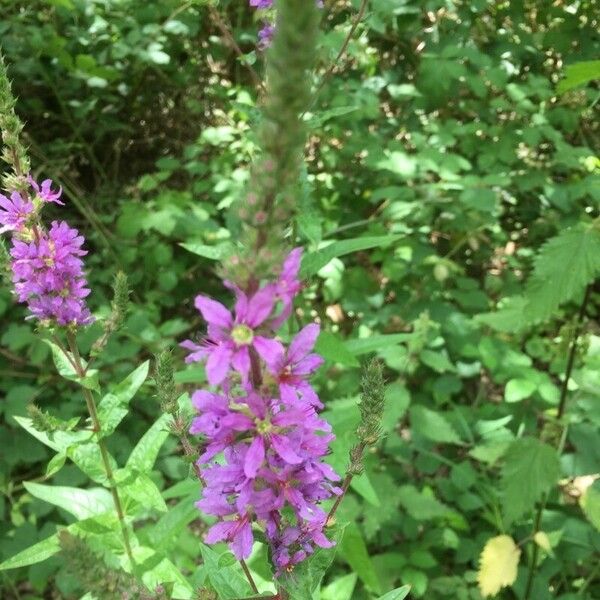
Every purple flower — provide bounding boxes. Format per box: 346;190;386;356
27;176;64;205
258;24;275;50
184;247;338;568
9;220;93;326
0;191;34;234
250;0;273;7
271;247;302;328
181;285;283;385
267;323;324;407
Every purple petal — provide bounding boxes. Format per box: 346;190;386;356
205;521;234;544
245;285;276;327
279;382;299;405
231;521;253;559
206;345;232;385
244;437;265;478
288;323;320;363
195;295;233;329
271;434;302;464
253;336;284;364
294;354;324;375
231;346;251;379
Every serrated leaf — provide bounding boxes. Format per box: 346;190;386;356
397;485;450;520
24;482;113;520
410;405;462;445
301;235;402;277
501;437;560;524
127;413;172;472
477;535;521;597
0;534;60;571
377;586;411;600
524;223;600;322
339;522;382;593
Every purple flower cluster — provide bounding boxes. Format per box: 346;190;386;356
182;248;340;571
249;0;323;51
0;178;93;326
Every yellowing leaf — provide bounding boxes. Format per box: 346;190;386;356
477;535;521;598
533;531;553;555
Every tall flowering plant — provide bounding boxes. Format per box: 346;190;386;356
182;248;341;572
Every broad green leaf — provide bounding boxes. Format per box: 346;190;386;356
127;413;172;472
316;331;359;367
410;405;462;445
397;485;450;520
301;235;402;277
200;543;252;599
524;223;600;322
476;296;530;333
345;334;412;356
141;556;193;599
0;534;60;571
377;586;411;600
43;339;99;391
121;472;168;513
97;362;149;436
420;349;456;373
321;572;358;600
501;437;560;524
279;526;345;600
557;60;600;93
382;382;410;433
179;242;228;260
504;378;537;403
24;482;113;520
68;441;114;485
339;522;382;594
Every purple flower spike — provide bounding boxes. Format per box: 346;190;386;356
258;24;275;50
184;247;338;568
250;0;273;7
9;220;93;326
28;176;64;205
0;191;34;234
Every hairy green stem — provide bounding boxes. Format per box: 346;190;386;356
65;331;135;565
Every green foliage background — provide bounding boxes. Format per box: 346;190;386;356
0;0;599;598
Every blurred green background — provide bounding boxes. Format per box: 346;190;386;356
0;1;599;598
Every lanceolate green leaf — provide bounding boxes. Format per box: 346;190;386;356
301;235;402;277
24;482;114;520
377;586;411;600
199;544;252;599
0;534;60;571
339;522;382;594
501;437;560;524
43;339;100;391
97;361;149;436
127;413;172;472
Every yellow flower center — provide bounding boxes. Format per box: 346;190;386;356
231;324;254;346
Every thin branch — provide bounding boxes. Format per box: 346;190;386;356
207;4;265;93
306;0;369;113
240;559;260;595
557;284;592;419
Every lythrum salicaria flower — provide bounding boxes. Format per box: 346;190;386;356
1;178;93;326
182;248;340;571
